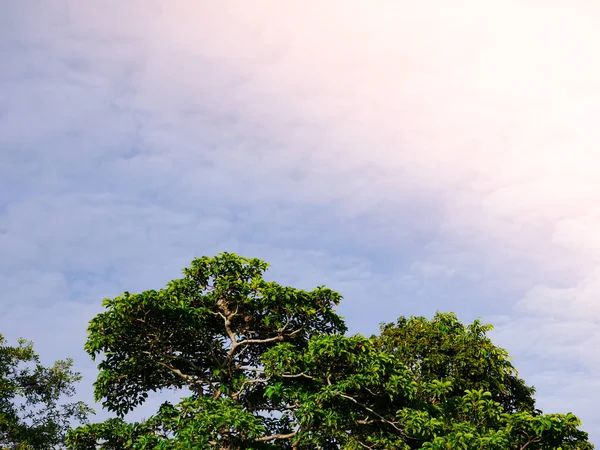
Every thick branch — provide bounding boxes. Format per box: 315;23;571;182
231;377;269;402
227;327;301;359
255;430;298;442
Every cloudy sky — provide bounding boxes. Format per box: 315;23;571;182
2;0;599;442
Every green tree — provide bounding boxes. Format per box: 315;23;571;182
376;313;536;414
0;334;92;449
66;253;592;449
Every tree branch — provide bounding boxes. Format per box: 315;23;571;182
255;430;298;442
338;393;412;438
153;360;218;397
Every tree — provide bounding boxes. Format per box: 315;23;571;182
0;334;93;449
66;253;593;449
375;313;536;414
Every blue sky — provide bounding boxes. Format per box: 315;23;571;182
2;0;600;443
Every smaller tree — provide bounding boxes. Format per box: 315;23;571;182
376;313;537;413
0;333;93;449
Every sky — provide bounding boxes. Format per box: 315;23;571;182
1;0;599;443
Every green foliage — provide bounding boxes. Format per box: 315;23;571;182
376;313;536;413
67;253;593;449
0;334;93;449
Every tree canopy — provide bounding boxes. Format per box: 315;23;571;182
65;253;593;449
0;334;92;449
